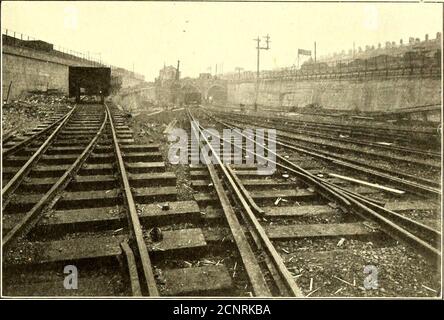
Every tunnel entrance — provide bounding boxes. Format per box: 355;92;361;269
68;67;111;104
207;85;227;105
182;84;202;105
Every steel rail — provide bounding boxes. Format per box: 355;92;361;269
215;114;441;196
105;103;159;296
272;127;440;170
188;110;303;297
226;167;265;216
217;112;442;179
120;241;143;296
224;164;303;296
3;107;108;249
197;111;441;264
213;109;439;137
202;113;397;205
338;192;441;248
202;113;382;207
278;151;441;253
2;107;77;209
210;109;440;149
2;130;16;144
274;137;441;195
188;114;272;296
207;121;439;249
222;115;440;170
218;113;441;159
3;111;71;157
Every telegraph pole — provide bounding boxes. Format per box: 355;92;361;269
254;34;271;110
176;60;180;80
173;60;181;105
314;41;317;63
235;67;243;80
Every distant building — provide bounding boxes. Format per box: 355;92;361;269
158;65;179;84
155;65;180;105
199;73;212;80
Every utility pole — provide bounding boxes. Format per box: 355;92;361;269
176;60;180;80
254;34;271;110
235;67;243;80
175;60;181;105
314;42;317;63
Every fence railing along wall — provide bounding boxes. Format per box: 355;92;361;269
222;49;441;82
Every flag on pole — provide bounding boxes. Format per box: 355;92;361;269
298;49;312;56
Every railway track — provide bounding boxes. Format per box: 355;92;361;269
214;112;440;162
188;108;441;296
204;110;441;197
210;109;440;148
3;102;276;297
2;102;441;297
187;110;303;296
2;103;176;296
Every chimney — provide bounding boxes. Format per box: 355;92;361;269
425;34;429;41
400;39;403;46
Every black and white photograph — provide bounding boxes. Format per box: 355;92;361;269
0;0;442;302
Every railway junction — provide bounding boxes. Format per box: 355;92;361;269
1;2;442;299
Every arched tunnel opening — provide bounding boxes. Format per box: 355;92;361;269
207;85;227;105
182;85;202;105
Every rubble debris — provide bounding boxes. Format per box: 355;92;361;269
334;287;344;294
328;172;405;194
337;238;346;247
306;287;321;297
113;227;124;234
150;227;164;242
333;275;355;287
2;93;70;134
421;285;437;293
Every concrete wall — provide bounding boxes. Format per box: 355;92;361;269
2;43;146;100
111;68;146;89
2;44;91;99
112;89;157;113
227;77;441;112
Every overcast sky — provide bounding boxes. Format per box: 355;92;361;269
2;1;442;81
